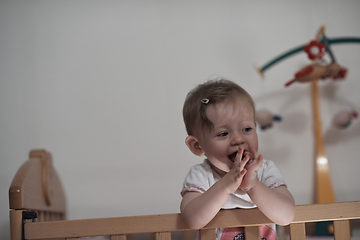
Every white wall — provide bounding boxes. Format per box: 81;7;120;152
1;1;360;238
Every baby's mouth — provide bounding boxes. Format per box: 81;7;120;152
228;151;238;162
228;151;246;162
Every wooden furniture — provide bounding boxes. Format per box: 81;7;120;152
312;79;336;204
9;150;360;240
312;26;336;205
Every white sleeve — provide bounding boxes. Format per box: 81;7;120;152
181;164;211;196
259;160;287;189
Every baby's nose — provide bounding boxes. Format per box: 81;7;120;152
231;134;244;145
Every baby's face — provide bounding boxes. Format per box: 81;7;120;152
197;99;258;174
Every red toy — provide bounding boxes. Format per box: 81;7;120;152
285;62;347;87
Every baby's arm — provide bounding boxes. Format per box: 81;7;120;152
247;184;295;225
241;149;295;225
180;154;249;229
180;182;231;229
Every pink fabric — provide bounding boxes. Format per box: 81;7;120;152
219;225;276;240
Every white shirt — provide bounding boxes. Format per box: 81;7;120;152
181;159;287;209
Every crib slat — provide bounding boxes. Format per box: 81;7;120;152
9;210;22;240
244;226;260;240
200;228;216;240
111;235;127;240
155;232;171;240
334;219;350;240
289;222;306;240
182;230;196;240
38;211;44;222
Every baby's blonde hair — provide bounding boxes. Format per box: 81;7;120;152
183;78;255;136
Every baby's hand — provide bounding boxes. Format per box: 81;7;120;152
220;148;250;195
239;148;263;192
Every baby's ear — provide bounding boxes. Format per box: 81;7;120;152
185;135;204;157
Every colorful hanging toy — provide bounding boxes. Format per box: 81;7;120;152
255;25;360;130
284;31;348;87
333;110;358;129
255;25;360;79
255;110;282;130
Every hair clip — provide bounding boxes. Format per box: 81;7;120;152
201;98;209;104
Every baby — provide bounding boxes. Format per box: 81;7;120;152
181;78;295;239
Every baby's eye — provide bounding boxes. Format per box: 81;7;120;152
217;132;228;137
243;127;252;132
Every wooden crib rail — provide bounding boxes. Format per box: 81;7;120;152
23;201;360;240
